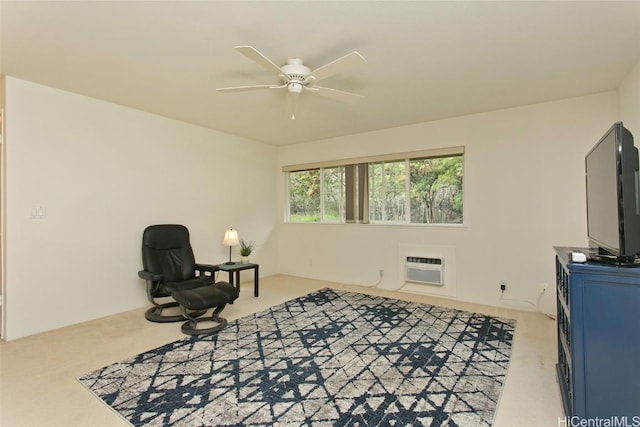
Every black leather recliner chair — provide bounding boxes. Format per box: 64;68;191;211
138;224;239;334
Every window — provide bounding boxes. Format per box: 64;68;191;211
288;169;320;222
285;146;464;225
287;167;346;222
369;160;406;222
409;156;463;224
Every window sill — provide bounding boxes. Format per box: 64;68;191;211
283;221;468;230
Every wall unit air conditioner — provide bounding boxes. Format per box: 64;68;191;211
405;256;444;286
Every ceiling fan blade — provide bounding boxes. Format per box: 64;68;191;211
216;84;285;93
307;51;366;83
306;85;364;104
234;46;289;82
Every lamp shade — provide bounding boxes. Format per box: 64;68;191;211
223;229;240;246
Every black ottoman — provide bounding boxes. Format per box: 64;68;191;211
172;281;239;335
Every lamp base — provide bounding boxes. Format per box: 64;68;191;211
224;261;235;265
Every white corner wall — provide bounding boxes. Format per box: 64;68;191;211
619;58;640;136
4;77;278;340
277;92;619;314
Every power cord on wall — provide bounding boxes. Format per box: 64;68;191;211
499;284;556;320
360;268;384;288
370;269;384;288
363;271;556;321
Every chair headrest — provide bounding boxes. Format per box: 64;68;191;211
142;224;190;250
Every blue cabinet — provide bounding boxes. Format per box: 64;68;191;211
555;247;640;418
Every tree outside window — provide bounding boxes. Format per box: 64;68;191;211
288;170;320;222
369;161;406;222
409;156;463;224
287;151;463;225
323;167;344;221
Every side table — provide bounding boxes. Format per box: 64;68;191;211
217;262;259;298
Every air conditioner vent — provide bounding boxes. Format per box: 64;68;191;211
406;256;444;286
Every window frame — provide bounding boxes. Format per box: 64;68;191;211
284;146;465;226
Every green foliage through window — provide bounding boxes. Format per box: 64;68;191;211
287;152;463;224
288;170;320;222
409;156;463;224
323;167;344;221
369;161;406;222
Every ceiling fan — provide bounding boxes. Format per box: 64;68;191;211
216;46;367;120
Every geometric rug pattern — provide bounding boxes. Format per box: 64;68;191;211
79;288;516;426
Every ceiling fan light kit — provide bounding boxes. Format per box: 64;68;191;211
287;82;303;94
217;46;366;120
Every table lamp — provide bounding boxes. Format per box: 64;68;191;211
223;228;240;265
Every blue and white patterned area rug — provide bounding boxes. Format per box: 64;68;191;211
79;288;516;426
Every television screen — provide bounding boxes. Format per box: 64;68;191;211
586;129;622;250
585;122;640;264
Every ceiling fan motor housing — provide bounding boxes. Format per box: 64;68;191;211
281;58;311;84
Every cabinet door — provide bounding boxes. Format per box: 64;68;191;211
580;275;640;418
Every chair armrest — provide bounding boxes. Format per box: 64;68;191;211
138;270;163;281
195;264;220;275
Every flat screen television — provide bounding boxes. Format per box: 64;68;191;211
585;122;640;265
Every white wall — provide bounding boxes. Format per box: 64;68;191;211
6;61;637;339
619;58;640;136
277;92;619;314
4;77;278;340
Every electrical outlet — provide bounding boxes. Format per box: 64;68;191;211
542;284;547;294
379;269;384;278
500;281;506;292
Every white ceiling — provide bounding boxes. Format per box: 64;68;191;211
2;1;640;146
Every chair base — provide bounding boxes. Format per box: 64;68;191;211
145;302;206;323
171;284;237;335
180;314;228;335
